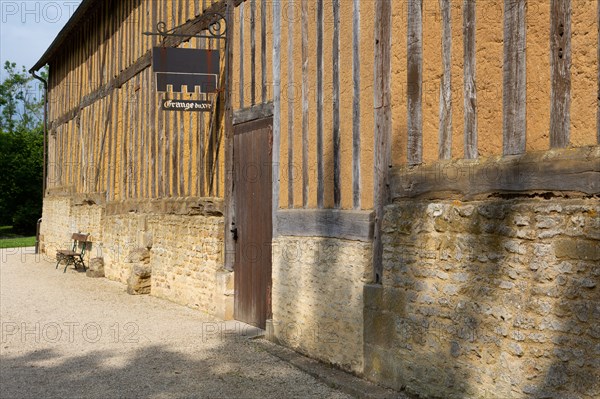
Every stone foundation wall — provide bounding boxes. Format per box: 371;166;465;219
40;196;231;319
365;198;600;399
39;196;72;256
39;196;103;262
149;213;225;315
102;214;141;282
271;236;372;374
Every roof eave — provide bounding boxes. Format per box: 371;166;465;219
29;0;98;73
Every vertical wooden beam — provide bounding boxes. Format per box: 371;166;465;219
273;0;282;229
158;92;165;198
352;0;361;209
133;77;139;199
199;94;206;197
150;69;157;198
407;0;423;165
200;0;207;197
332;0;341;208
261;0;267;103
109;93;117;200
123;84;130;200
287;0;295;208
301;0;309;208
373;0;392;284
179;97;185;196
251;0;257;105
316;0;324;208
188;89;194;197
79;109;86;193
463;0;478;159
598;0;600;144
239;2;245;109
502;0;527;155
439;0;452;160
550;0;571;148
224;0;236;271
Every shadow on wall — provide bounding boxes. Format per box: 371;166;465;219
365;166;599;398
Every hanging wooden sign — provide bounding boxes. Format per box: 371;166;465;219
152;47;220;93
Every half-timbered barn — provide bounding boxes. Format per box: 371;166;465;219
31;0;599;397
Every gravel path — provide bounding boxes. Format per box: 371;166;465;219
0;248;352;399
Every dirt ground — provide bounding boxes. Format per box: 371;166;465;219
0;247;353;399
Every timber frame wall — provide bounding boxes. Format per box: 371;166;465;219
41;0;600;279
45;0;256;204
268;0;600;283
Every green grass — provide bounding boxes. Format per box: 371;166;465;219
0;226;36;248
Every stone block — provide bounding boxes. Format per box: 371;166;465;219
364;311;395;348
363;284;383;310
125;248;151;263
86;257;105;278
213;293;234;320
127;263;152;295
555;239;600;261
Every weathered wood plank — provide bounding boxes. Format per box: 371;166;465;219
233;103;274;125
407;0;423;165
439;0;452;160
158;90;165;198
199;93;206;197
261;0;267;103
78;108;86;193
275;209;374;242
373;0;392;284
188;91;194;197
332;0;341;208
251;0;256;105
390;147;600;199
317;0;324;209
133;75;139;199
352;0;361;209
463;0;478;159
301;0;309;208
598;0;600;144
179;95;185;196
287;0;295;208
502;0;527;155
272;0;282;227
550;0;572;148
224;0;236;271
150;69;157;198
109;93;117;200
118;0;123;73
152;0;158;47
216;31;223;198
239;2;245;109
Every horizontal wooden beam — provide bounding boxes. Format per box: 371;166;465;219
233;102;274;125
105;197;224;216
275;209;374;242
391;146;600;199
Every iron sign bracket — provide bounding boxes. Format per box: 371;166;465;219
143;12;227;41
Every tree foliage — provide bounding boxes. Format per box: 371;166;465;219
0;62;46;234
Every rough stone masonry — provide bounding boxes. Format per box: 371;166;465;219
365;197;599;399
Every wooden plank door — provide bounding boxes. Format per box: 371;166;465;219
233;117;273;329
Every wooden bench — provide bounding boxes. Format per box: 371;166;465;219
56;233;90;273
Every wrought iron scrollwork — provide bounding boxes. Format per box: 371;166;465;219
143;12;226;40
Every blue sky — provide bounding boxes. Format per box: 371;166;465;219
0;1;82;80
